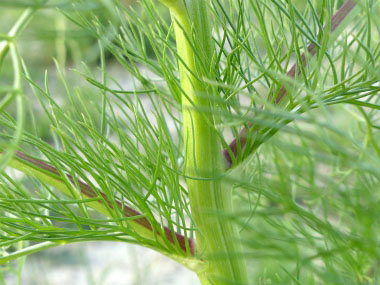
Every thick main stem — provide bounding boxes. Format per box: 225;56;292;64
162;0;247;283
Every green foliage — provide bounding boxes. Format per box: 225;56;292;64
1;0;380;283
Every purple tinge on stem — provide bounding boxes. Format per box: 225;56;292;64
222;0;358;168
14;151;195;256
223;127;249;169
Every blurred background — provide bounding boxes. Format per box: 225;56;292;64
5;242;198;284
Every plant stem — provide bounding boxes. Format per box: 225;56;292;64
161;0;247;283
5;151;195;257
223;0;358;168
0;8;36;64
0;43;25;171
0;241;64;265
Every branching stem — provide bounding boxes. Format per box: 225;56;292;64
6;151;194;256
160;0;248;283
223;0;358;168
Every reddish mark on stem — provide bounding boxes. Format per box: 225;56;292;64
223;0;358;168
14;151;195;256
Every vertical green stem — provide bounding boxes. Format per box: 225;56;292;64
160;0;247;283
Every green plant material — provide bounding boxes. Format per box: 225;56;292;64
160;0;248;283
0;7;36;170
0;43;24;172
1;0;380;284
5;151;194;256
223;0;361;168
0;8;36;65
0;241;63;265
